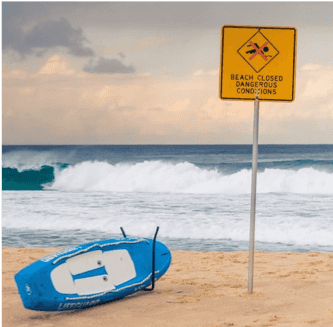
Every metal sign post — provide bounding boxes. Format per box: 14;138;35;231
248;93;259;294
219;24;297;294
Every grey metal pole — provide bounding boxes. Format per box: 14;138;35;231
248;93;259;294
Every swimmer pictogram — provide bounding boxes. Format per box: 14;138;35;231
238;31;279;73
246;42;273;61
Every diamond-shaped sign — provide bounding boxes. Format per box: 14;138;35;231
237;31;279;73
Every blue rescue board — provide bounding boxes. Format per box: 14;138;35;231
14;237;172;311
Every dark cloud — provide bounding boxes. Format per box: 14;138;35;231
4;2;333;39
2;10;94;58
118;52;126;59
17;2;332;30
83;57;135;74
3;2;333;38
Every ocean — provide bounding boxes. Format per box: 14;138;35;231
2;144;333;252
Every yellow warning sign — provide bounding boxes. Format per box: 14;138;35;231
219;25;297;102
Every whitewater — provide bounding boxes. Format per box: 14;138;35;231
2;145;333;252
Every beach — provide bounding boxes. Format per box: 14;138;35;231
3;247;333;327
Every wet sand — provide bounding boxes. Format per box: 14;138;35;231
3;247;333;327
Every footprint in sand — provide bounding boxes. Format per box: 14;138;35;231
269;315;281;322
279;273;291;278
307;319;321;324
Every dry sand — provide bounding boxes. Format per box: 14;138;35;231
2;247;333;327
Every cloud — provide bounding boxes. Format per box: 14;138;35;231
2;57;333;144
81;86;119;108
103;37;174;55
3;16;95;58
138;72;152;77
192;69;220;77
37;54;76;75
83;57;135;74
193;70;204;77
15;2;330;30
300;64;322;71
3;2;333;36
3;54;81;80
2;69;29;80
299;65;333;99
168;99;191;112
118;52;126;59
303;79;333;98
209;70;219;76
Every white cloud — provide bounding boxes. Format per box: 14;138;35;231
192;69;219;77
168;98;190;112
208;70;219;76
302;78;333;98
193;70;204;76
2;69;29;80
202;97;224;119
2;57;333;144
37;54;76;75
81;86;119;108
301;66;333;99
300;63;322;71
202;97;252;123
3;54;92;82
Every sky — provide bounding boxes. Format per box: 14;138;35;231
2;2;333;144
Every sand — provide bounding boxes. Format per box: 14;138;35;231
2;247;333;327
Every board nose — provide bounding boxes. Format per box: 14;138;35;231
14;272;43;310
153;240;172;276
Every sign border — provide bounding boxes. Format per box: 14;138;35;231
219;24;297;102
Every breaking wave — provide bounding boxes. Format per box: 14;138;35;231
41;160;333;194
